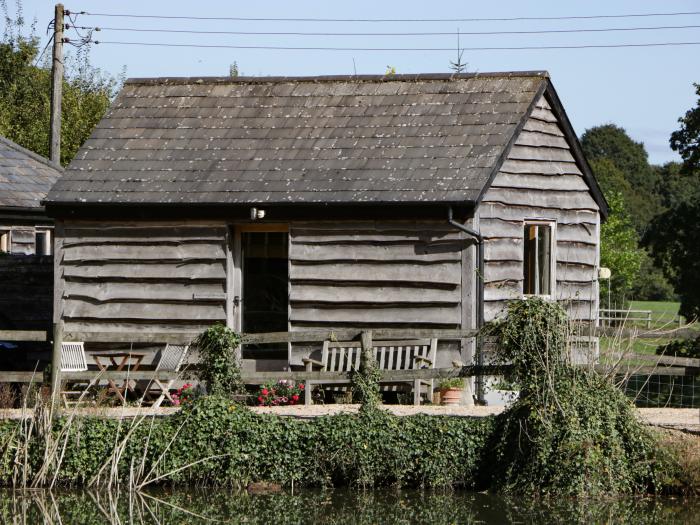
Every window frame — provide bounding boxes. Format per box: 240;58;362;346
522;219;557;299
34;228;53;256
0;229;10;253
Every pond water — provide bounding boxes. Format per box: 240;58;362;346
0;488;696;524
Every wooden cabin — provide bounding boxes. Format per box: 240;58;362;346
0;134;61;256
0;135;60;350
45;72;607;370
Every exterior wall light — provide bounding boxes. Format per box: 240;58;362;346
250;207;266;220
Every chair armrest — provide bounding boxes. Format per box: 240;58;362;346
302;358;324;370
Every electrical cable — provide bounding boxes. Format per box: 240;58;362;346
65;23;700;37
89;40;700;51
75;10;700;23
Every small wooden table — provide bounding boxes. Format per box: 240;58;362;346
93;352;146;403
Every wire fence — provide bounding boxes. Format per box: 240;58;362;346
619;374;700;409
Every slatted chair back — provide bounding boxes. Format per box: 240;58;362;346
60;342;87;372
320;339;436;373
155;344;190;372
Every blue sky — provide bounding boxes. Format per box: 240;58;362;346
8;1;700;164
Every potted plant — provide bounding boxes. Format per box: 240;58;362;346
438;378;464;406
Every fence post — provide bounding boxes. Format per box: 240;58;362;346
360;330;373;360
50;322;63;406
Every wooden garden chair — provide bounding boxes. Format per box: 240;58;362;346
142;344;190;407
303;338;437;406
59;342;89;406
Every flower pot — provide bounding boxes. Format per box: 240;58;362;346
440;387;462;406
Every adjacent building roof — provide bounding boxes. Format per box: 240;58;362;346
0;135;63;209
46;71;603;211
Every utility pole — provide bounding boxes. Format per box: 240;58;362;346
49;3;64;165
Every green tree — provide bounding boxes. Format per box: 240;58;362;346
581;124;661;234
0;1;118;166
647;189;700;320
670;83;700;174
599;192;644;305
645;86;700;319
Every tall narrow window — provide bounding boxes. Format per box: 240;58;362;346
0;230;9;253
35;229;52;256
523;222;554;296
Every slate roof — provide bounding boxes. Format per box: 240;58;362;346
47;72;551;206
0;135;63;209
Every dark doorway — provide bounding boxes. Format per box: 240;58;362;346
241;231;288;359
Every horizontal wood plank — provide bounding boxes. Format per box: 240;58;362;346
63;299;226;321
482;187;598;210
478;202;598;224
514;130;568;149
0;330;47;342
290;305;461;325
289;241;464;263
507;145;574;162
290;261;461;285
290;284;460;304
490;173;590;192
63;243;225;263
63;261;226;280
64;281;226;302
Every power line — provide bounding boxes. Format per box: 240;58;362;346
77;10;700;23
67;24;700;37
91;40;700;51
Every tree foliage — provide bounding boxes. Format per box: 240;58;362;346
645;86;700;320
599;192;644;304
581;124;661;234
670;83;700;174
647;187;700;321
0;1;118;166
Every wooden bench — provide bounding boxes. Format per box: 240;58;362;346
302;338;437;405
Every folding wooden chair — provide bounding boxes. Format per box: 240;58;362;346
59;342;89;406
142;344;190;407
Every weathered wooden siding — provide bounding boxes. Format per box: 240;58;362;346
57;221;228;336
288;221;471;365
289;221;468;328
0;255;53;330
479;94;600;322
2;226;36;255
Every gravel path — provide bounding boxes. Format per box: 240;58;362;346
0;405;697;432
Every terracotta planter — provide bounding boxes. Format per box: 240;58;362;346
440;388;462;406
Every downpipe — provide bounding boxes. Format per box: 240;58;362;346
447;206;486;404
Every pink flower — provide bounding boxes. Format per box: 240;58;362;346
292;394;299;402
261;388;269;396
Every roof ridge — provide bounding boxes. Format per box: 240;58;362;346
0;134;63;172
125;71;549;86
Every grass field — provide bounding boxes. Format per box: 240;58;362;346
600;300;686;357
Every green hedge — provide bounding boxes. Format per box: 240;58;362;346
0;398;494;488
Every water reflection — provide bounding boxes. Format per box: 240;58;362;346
0;489;696;524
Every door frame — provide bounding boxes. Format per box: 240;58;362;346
226;223;289;334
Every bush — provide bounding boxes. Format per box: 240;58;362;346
656;336;700;359
0;398;494;489
194;324;244;397
487;298;668;497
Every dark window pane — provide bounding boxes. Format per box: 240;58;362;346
538;226;551;295
523;223;553;296
523;224;538;294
